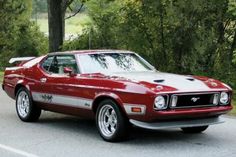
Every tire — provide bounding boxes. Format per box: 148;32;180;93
16;87;41;122
96;99;129;142
181;126;209;133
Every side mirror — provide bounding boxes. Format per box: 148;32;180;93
63;67;73;76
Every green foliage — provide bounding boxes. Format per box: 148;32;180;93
0;71;3;82
229;94;236;115
32;0;47;14
63;0;236;89
66;0;86;13
63;0;124;50
0;0;48;67
14;22;48;56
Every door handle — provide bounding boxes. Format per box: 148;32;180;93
40;78;47;83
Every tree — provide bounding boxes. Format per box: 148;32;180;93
0;0;47;67
47;0;69;52
47;0;85;52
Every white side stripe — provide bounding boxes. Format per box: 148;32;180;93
32;92;93;110
0;143;39;157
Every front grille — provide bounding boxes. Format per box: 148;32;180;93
170;93;219;108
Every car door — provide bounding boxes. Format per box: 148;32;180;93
45;54;81;97
32;54;93;111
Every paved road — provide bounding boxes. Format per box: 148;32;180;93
0;89;236;157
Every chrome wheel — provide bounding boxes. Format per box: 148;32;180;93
98;104;118;137
16;87;41;122
17;91;30;118
96;99;129;141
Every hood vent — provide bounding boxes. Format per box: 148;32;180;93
153;79;165;83
186;78;195;81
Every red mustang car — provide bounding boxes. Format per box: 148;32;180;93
2;50;233;141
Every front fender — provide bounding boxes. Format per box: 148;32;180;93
92;92;127;115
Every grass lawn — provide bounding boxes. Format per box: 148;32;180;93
0;71;3;83
230;105;236;115
32;13;91;35
228;99;236;116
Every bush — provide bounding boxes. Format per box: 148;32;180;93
0;0;48;68
0;21;48;67
14;21;48;57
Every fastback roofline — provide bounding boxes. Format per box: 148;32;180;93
48;49;135;56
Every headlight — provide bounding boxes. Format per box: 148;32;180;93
219;92;229;105
154;96;167;110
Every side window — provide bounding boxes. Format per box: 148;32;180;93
49;55;78;74
48;56;59;73
41;56;54;72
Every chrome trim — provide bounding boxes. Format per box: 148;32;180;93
170;92;221;96
135;53;156;71
170;95;178;107
40;78;47;83
123;104;146;115
130;117;224;130
158;89;230;94
170;104;218;109
77;51;156;74
169;92;220;109
153;95;169;111
213;93;220;105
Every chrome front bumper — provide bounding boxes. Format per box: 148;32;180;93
129;117;224;130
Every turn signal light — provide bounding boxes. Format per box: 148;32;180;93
131;107;142;113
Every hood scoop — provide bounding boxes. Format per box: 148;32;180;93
153;79;165;83
186;78;195;81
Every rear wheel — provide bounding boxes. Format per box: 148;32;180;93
181;126;208;133
96;99;129;142
16;87;41;122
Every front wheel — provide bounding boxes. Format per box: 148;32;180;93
96;99;129;142
16;87;41;122
181;126;209;133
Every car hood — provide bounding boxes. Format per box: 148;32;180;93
110;71;228;92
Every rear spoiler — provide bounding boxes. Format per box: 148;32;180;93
9;57;35;64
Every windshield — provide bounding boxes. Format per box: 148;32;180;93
77;53;154;74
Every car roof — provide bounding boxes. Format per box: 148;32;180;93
48;49;135;56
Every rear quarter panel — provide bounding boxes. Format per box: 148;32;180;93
3;67;24;99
